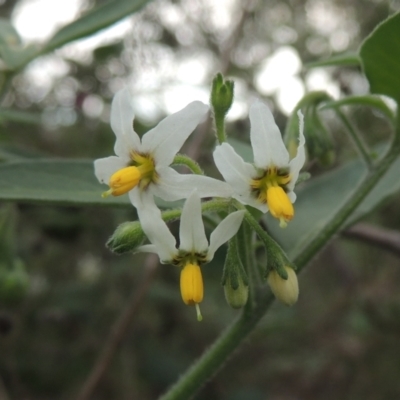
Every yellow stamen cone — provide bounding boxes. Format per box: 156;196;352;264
266;186;294;226
180;263;204;306
104;166;141;197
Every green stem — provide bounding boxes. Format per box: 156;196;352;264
158;289;275;400
158;135;400;400
172;154;204;175
161;198;231;223
336;108;374;169
214;114;227;144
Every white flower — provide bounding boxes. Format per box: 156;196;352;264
137;190;245;319
94;88;232;210
213;100;305;227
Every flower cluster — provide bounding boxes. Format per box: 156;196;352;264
94;84;305;318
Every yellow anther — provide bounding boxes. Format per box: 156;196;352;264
266;186;294;226
180;263;204;306
105;166;141;197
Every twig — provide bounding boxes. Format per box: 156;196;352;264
0;375;11;400
343;222;400;257
75;254;159;400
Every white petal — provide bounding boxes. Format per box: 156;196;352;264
94;156;126;184
135;244;158;254
141;101;209;167
110;88;141;158
179;191;208;253
133;191;177;262
249;100;289;168
287;110;306;192
207;210;245;260
213;143;255;198
152;167;232;202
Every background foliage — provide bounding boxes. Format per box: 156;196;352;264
1;0;400;399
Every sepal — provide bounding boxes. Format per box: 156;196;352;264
106;221;146;254
222;239;249;309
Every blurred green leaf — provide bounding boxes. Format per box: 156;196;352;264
0;109;42;124
360;12;400;103
267;147;400;257
0;159;181;208
0;159;130;206
44;0;153;53
0;18;40;69
320;95;396;124
305;53;361;69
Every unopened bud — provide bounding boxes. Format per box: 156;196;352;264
210;73;234;116
224;276;249;309
0;259;29;305
106;221;146;254
267;266;299;306
222;240;249;309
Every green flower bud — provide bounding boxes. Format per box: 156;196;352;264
267;266;299;306
210;73;235;116
221;240;249;309
106;221;146;254
0;259;29;305
224;276;249;309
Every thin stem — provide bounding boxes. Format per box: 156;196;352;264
336;108;374;169
172;154;204;175
214;114;227;144
294;138;400;270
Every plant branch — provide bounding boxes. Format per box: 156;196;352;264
75;254;159;400
158;136;400;400
343;222;400;257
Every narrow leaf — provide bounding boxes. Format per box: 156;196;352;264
305;53;361;69
44;0;153;53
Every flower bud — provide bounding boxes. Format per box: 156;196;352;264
106;221;146;254
210;73;234;117
267;266;299;306
224;276;249;309
222;240;249;309
0;259;29;305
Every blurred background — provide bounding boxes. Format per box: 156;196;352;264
1;0;400;399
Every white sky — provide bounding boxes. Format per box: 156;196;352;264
11;0;339;119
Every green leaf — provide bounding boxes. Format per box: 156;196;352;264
360;12;400;103
0;18;40;69
305;53;361;69
0;159;130;206
0;159;181;209
0;109;42;124
266;147;400;257
44;0;153;53
320;95;396;124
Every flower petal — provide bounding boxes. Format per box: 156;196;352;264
152;167;232;201
287;110;306;192
207;210;245;260
135;244;158;254
111;88;141;159
94;156;126;184
249;100;289;168
133;191;177;262
179;191;208;253
213;143;255;199
141;101;209;166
